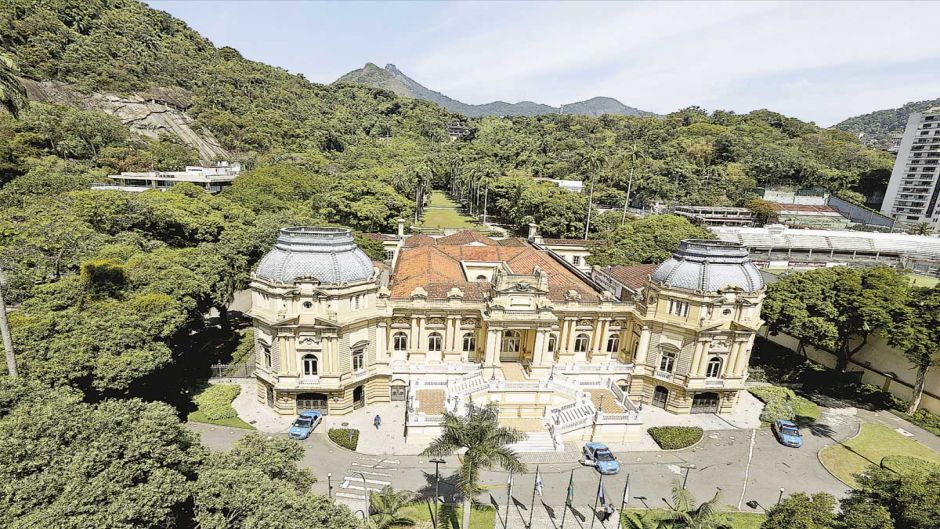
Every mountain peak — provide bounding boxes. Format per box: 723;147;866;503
335;63;656;118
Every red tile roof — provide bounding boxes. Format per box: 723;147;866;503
596;264;657;291
390;235;601;302
435;230;499;246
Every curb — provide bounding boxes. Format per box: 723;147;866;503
817;421;863;488
645;427;707;452
323;429;362;455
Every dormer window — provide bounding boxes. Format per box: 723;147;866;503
668;299;690;318
476;275;488;281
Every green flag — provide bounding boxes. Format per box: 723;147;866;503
565;470;575;506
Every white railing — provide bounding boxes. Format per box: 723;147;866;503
607;378;627;405
407;412;444;426
654;369;674;382
560;361;635;373
595;411;642;424
704;379;724;388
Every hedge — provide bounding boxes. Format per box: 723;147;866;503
329;428;359;451
881;455;940;475
648;426;703;449
749;385;819;425
193;384;241;420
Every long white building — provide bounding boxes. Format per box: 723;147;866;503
881;107;940;228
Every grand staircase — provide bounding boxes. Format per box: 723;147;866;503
508;431;559;453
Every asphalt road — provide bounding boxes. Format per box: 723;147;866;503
190;407;855;518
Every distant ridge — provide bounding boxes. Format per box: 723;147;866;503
835;97;940;150
336;63;657;118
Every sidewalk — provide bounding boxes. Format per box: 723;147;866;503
321;401;426;455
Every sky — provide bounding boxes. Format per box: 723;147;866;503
147;1;940;126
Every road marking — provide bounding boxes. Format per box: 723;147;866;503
351;462;396;470
737;429;757;510
336;492;366;500
351;469;393;478
341;484;387;492
344;476;391;486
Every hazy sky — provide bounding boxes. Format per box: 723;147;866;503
148;1;940;126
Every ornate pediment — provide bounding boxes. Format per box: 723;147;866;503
297;332;322;350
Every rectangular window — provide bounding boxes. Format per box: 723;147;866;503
668;299;690;317
352;350;364;371
572;255;582;265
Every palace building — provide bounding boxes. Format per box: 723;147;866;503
249;226;765;446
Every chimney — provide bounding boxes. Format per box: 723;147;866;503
527;223;540;242
397;218;405;240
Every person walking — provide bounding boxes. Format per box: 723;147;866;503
601;501;615;523
374;414;382;429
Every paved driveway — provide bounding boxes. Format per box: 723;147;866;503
189;404;857;517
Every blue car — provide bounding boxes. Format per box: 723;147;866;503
582;442;620;475
288;410;322;440
772;419;803;448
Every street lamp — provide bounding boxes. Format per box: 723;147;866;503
357;471;370;520
777;488;785;505
327;473;333;498
680;464;696;489
429;458;445;529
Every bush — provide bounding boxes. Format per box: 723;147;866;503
329;428;359;451
881;455;940;475
750;385;819;425
749;385;795;403
760;399;795;423
791;396;820;423
647;426;703;449
193;384;241;420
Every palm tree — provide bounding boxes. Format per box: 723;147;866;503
622;511;671;529
368;486;416;529
0;53;28;118
581;150;606;239
663;485;727;529
422;403;527;529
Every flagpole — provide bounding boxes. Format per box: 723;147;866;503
528;465;539;529
615;474;630;529
589;474;603;529
561;469;573;529
505;470;513;529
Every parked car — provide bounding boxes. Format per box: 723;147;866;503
581;442;621;475
772;419;803;448
288;410;322;440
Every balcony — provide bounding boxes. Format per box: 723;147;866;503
654;369;674;382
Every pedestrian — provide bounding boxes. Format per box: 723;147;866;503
601;501;615;522
374;414;382;429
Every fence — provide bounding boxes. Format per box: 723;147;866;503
208;363;255;379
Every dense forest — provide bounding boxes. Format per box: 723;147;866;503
836;97;940;150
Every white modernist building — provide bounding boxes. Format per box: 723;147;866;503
881;107;940;228
92;162;241;193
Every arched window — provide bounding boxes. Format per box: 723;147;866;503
476;274;488;281
393;332;408;351
462;332;476;353
428;332;443;352
574;333;590;353
302;355;318;377
606;335;620;353
547;334;558;353
706;357;722;378
352;349;364;371
502;330;521;353
659;348;677;373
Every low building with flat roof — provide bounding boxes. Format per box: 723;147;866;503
91;161;241;193
674;205;755;227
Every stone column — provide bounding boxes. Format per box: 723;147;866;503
418;316;427;353
533;329;546;366
732;338;750;376
635;326;652;365
690;339;705;376
376;321;388;363
494;329;504;366
566;319;578;353
410;316;419;354
454;315;464;361
697;340;712;377
484;327;498;366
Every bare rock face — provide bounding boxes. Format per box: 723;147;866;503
20;79;229;164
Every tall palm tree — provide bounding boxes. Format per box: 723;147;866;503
368;486;416;529
581;150;606;239
423;403;527;529
0;53;28;118
622;511;671;529
664;485;727;529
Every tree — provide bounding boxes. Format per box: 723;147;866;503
845;467;940;529
887;285;940;414
368;486;415;529
762;267;909;371
664;485;728;529
0;382;203;529
0;52;27;118
761;492;837;529
837;501;893;529
745;198;779;225
587;214;711;266
422;403;527;529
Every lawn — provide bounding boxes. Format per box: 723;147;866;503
906;273;939;288
187;409;254;429
394;503;496;529
419;191;480;230
623;508;765;528
187;383;254;429
818;423;940;487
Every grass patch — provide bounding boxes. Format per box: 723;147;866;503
623;508;764;529
881;455;940;475
328;428;359;450
188;409;254;429
889;408;940;437
647;426;703;449
187;383;253;428
749;384;819;425
396;502;496;529
819;423;940;487
906;274;939;288
419;191;480;229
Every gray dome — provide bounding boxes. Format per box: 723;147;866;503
255;227;374;285
651;240;764;293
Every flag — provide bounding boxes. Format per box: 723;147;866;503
565;470;575;506
622;474;630;504
597;481;607;507
535;468;544;497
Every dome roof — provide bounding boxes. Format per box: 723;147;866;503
255;227;374;285
651;240;764;293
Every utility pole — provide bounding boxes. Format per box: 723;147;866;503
584;170;597;239
430;458;445;529
0;269;16;378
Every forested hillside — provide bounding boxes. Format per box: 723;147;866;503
835;98;940;150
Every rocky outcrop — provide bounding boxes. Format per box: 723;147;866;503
20;79;229;163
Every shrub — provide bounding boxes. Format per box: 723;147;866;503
329;428;359;451
881;455;940;475
193;384;241;420
749;385;795;403
750;385;818;425
791;396;820;423
647;426;703;449
760;399;795;423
